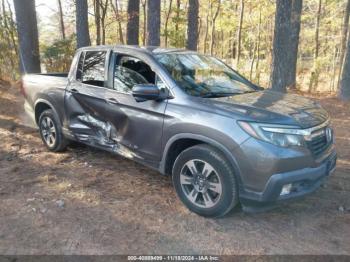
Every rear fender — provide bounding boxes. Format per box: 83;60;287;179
34;99;62;125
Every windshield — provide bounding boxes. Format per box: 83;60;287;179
155;53;256;97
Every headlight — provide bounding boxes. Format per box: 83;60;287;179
238;121;305;147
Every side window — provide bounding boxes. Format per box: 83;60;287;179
114;55;156;93
81;51;107;87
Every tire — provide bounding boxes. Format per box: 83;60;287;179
172;144;238;218
38;109;68;152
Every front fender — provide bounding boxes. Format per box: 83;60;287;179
159;133;245;187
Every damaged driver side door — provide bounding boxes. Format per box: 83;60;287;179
101;53;169;167
65;50;169;168
65;50;115;148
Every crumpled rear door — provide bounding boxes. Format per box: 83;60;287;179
65;50;113;147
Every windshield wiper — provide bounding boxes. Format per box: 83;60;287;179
200;92;243;98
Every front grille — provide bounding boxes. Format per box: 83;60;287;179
307;127;332;157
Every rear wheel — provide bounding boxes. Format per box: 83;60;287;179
172;144;238;217
39;109;68;152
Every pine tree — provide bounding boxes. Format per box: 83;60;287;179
339;28;350;100
286;0;303;89
146;0;160;46
186;0;199;51
76;0;91;48
127;0;140;45
271;0;292;92
13;0;41;73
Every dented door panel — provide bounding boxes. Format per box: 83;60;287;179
64;49;125;151
67;87;147;161
65;81;111;144
103;89;167;165
64;48;168;167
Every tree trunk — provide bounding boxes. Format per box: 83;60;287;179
175;0;180;33
270;0;292;92
249;42;257;80
198;16;202;45
330;46;339;92
309;0;322;93
203;4;209;54
337;0;350;89
100;0;108;45
57;0;65;40
314;0;322;59
127;0;140;45
210;0;220;55
339;26;350;100
255;8;262;83
111;0;124;44
94;0;101;45
186;0;198;51
236;0;244;67
164;0;173;47
75;0;91;48
286;0;302;89
146;0;160;46
220;29;224;58
173;0;182;47
141;0;146;45
13;0;41;73
141;0;147;46
231;35;236;60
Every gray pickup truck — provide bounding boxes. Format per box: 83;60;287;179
22;45;337;217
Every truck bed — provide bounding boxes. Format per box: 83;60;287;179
23;73;68;88
22;73;69;125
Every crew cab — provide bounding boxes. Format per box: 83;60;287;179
22;46;337;217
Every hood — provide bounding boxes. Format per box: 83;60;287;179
196;90;329;128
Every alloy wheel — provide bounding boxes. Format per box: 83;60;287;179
40;116;56;147
179;159;222;208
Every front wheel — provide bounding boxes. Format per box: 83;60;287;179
172;144;238;217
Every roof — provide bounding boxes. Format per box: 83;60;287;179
78;45;191;55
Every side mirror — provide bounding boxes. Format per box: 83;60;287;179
132;84;164;102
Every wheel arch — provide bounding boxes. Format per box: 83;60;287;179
160;133;243;185
34;99;60;125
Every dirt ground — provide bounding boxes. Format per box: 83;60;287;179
0;81;349;255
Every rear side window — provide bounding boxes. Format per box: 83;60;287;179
78;51;107;87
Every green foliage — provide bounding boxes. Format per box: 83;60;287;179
0;4;19;81
5;0;348;93
161;0;187;48
41;36;76;72
169;5;187;47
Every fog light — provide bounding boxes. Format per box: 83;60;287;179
280;183;292;196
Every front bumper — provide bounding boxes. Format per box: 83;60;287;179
239;150;337;212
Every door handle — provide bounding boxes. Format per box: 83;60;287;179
106;97;119;104
70;88;79;93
